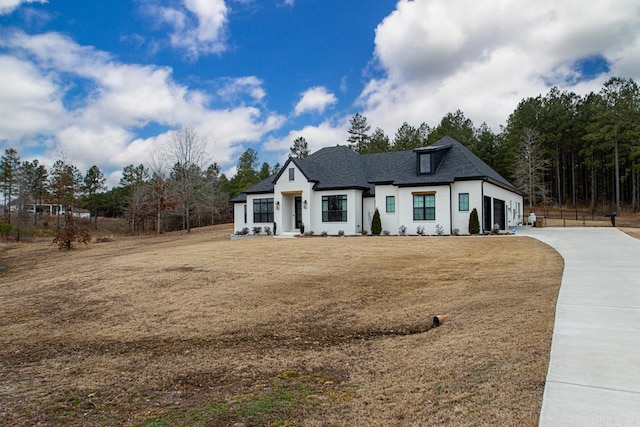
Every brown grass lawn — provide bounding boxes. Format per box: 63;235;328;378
0;225;562;426
621;227;640;240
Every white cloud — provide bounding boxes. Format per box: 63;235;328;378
294;86;337;116
0;55;64;141
363;0;640;133
262;120;347;155
150;0;229;59
0;0;46;15
56;125;134;168
196;107;285;164
216;76;266;103
0;30;284;184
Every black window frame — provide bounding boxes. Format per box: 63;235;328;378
288;168;295;181
386;195;395;213
253;197;274;223
413;194;436;221
458;193;469;211
418;153;432;175
322;195;347;222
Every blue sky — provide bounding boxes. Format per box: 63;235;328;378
1;0;639;187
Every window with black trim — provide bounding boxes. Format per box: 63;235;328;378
459;193;469;211
253;198;274;223
419;153;431;174
413;194;435;220
322;195;347;222
386;195;395;213
288;168;295;180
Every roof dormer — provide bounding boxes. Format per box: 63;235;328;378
413;141;452;176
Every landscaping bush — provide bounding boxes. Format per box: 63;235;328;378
252;226;262;235
416;225;425;235
469;208;480;234
371;208;382;235
435;224;444;236
398;225;407;236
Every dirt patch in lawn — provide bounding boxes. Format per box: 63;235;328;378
0;224;562;426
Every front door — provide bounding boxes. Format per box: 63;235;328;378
493;198;506;230
483;196;492;232
294;196;302;229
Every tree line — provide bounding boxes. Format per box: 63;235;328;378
324;76;639;214
0;128;212;235
0;127;286;237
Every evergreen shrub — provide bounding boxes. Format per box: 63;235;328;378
469;208;480;234
371;208;382;235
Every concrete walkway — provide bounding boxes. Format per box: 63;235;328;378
519;227;640;426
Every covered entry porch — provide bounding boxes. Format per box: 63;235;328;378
278;191;304;233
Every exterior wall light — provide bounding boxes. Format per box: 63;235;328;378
303;200;308;209
276;201;280;210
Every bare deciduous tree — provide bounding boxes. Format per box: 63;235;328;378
163;126;210;233
120;164;149;235
124;182;152;236
513;128;550;211
147;151;176;235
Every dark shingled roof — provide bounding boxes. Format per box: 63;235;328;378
229;173;277;203
231;136;516;202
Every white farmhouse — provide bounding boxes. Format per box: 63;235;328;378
232;136;523;235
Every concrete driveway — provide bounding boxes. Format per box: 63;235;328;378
519;227;640;426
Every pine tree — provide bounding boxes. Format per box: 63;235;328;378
0;148;20;224
347;113;371;153
393;122;428;151
83;165;106;229
290;136;309;158
361;128;390;154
